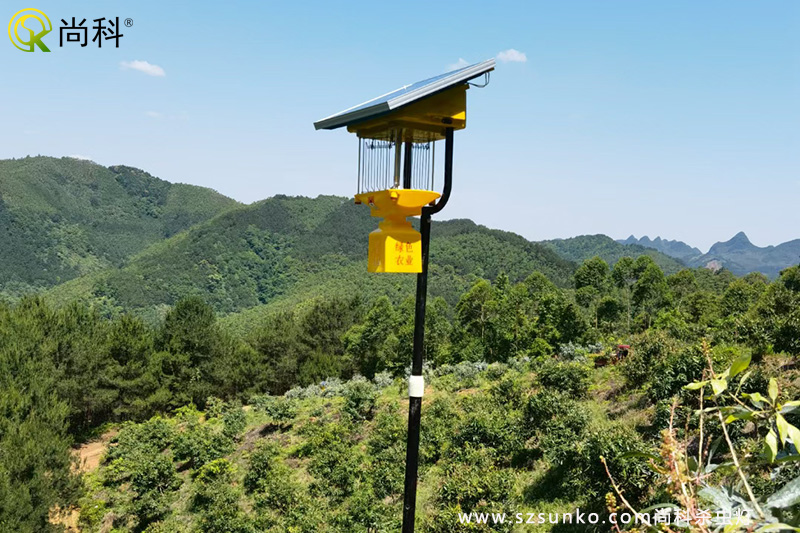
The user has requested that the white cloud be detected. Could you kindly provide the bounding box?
[68,155,93,161]
[496,49,527,63]
[446,58,470,71]
[145,111,162,118]
[120,60,166,77]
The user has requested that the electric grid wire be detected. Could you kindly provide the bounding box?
[358,136,435,194]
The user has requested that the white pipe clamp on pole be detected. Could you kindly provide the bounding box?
[408,375,425,398]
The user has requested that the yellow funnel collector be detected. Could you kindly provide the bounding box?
[355,189,441,273]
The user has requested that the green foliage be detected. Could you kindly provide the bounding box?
[342,377,378,421]
[193,459,254,533]
[244,441,281,493]
[524,390,590,464]
[0,157,237,295]
[251,395,298,424]
[545,234,685,275]
[173,413,235,470]
[538,360,592,397]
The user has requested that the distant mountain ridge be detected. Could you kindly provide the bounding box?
[7,156,790,324]
[620,232,800,278]
[543,234,686,275]
[0,156,239,295]
[619,235,702,263]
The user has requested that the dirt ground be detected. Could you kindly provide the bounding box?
[50,430,117,532]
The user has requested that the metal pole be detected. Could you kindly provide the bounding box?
[401,127,453,533]
[403,140,413,189]
[394,129,403,188]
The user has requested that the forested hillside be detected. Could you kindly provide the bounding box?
[544,234,685,274]
[3,252,800,532]
[0,157,238,297]
[2,158,800,533]
[47,196,576,324]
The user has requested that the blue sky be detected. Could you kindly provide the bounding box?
[2,0,798,251]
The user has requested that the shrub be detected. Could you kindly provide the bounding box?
[560,425,653,500]
[620,329,679,387]
[452,395,524,464]
[373,371,394,389]
[437,445,514,510]
[105,417,175,462]
[192,459,254,533]
[420,396,458,465]
[529,337,553,359]
[304,425,364,501]
[342,377,377,421]
[524,389,589,462]
[537,360,591,397]
[173,419,234,470]
[648,345,707,402]
[558,342,589,362]
[367,412,406,499]
[485,362,509,380]
[489,377,523,409]
[222,403,247,439]
[244,440,280,493]
[251,395,298,424]
[126,452,181,528]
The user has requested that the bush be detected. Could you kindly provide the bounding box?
[373,371,394,389]
[437,445,514,511]
[303,425,363,501]
[173,419,234,470]
[523,389,589,462]
[568,425,654,501]
[538,360,591,397]
[648,345,706,402]
[367,412,406,499]
[558,342,589,362]
[452,395,524,464]
[106,417,175,462]
[620,329,679,387]
[251,395,298,424]
[489,377,523,409]
[342,377,377,421]
[124,451,181,528]
[192,459,254,533]
[420,397,458,466]
[222,403,247,439]
[244,440,280,493]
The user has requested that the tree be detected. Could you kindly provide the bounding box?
[633,262,670,329]
[344,296,396,377]
[0,300,79,532]
[157,297,220,407]
[667,269,698,312]
[574,256,610,292]
[612,256,637,333]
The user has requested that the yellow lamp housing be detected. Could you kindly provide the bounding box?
[355,189,441,273]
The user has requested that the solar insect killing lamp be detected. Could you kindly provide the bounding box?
[314,59,494,533]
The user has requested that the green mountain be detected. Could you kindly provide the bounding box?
[619,235,702,263]
[48,196,577,323]
[695,231,800,278]
[620,232,800,277]
[4,158,710,324]
[0,156,238,296]
[543,234,686,274]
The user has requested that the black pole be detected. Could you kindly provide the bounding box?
[403,141,413,189]
[401,127,453,533]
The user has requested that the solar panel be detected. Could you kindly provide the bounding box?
[314,59,495,131]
